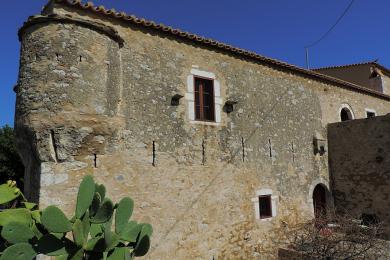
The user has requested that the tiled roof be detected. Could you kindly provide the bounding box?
[45,0,390,100]
[313,61,375,70]
[313,61,390,76]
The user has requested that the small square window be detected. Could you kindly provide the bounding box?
[366,111,376,118]
[259,195,272,219]
[194,77,215,122]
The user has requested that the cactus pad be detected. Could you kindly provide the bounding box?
[22,202,38,210]
[76,175,96,219]
[133,224,153,257]
[72,219,85,247]
[0,243,37,260]
[140,223,153,237]
[41,206,72,233]
[90,199,114,224]
[95,184,106,201]
[134,235,150,257]
[0,208,32,227]
[0,176,152,259]
[37,234,68,256]
[115,197,134,234]
[90,192,101,217]
[107,247,130,260]
[120,221,141,242]
[1,222,35,244]
[0,183,21,205]
[90,224,103,238]
[104,228,119,251]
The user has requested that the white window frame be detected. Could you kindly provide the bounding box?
[185,68,222,125]
[365,108,377,118]
[251,188,278,221]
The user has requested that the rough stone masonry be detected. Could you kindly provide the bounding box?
[328,115,390,237]
[14,0,390,259]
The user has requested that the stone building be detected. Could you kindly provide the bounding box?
[328,115,390,236]
[314,61,390,96]
[14,0,390,258]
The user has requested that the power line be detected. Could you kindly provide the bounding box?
[305,0,355,68]
[306,0,355,48]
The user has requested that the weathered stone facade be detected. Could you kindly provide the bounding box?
[14,1,390,259]
[328,115,390,236]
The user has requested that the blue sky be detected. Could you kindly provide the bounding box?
[1,0,390,127]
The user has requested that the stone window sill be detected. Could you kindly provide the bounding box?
[189,120,220,126]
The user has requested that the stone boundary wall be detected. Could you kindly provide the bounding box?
[328,114,390,235]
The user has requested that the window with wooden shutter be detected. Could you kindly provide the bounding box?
[194,77,215,121]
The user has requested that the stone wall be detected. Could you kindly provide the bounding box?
[315,64,380,92]
[382,74,390,97]
[14,2,390,259]
[328,115,390,235]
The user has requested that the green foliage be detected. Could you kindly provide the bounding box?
[0,175,152,260]
[75,175,95,219]
[107,247,130,260]
[91,199,114,224]
[0,125,24,189]
[95,184,106,201]
[0,243,37,260]
[133,235,150,257]
[37,234,70,256]
[0,182,21,204]
[120,222,142,243]
[1,222,35,244]
[90,193,101,216]
[0,208,32,226]
[115,198,134,234]
[72,219,85,247]
[41,206,72,233]
[134,224,153,257]
[22,202,37,211]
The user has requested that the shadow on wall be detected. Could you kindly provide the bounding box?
[327,113,390,236]
[14,125,41,203]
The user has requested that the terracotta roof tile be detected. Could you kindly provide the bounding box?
[49,0,390,100]
[312,61,376,71]
[313,61,390,76]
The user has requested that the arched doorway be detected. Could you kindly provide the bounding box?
[339,104,355,122]
[340,107,353,121]
[313,184,327,219]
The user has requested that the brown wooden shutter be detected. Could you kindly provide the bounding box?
[194,78,202,120]
[194,77,215,121]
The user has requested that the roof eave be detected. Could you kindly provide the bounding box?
[46,0,390,101]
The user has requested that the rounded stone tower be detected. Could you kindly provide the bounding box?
[15,9,124,203]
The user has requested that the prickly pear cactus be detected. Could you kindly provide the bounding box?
[0,180,23,205]
[0,175,153,260]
